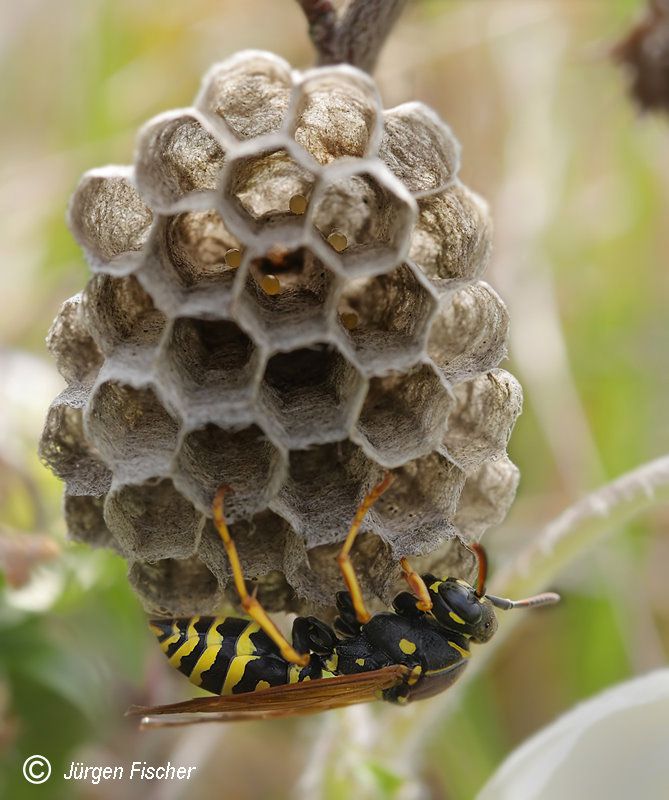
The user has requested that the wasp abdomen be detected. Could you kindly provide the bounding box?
[150,616,318,695]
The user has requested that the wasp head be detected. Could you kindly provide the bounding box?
[426,576,498,643]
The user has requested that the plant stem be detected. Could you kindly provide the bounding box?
[296,0,408,72]
[296,0,339,65]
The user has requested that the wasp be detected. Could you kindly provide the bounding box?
[129,474,559,726]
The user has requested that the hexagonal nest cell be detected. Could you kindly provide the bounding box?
[199,509,289,590]
[311,167,415,276]
[64,493,116,550]
[237,246,339,349]
[134,111,227,212]
[273,439,384,548]
[165,210,241,285]
[82,273,166,358]
[39,388,111,497]
[286,531,396,611]
[259,345,365,447]
[42,50,523,615]
[138,212,240,317]
[160,317,260,412]
[410,183,492,282]
[442,370,522,472]
[68,169,152,273]
[428,281,509,384]
[85,381,180,481]
[197,51,292,140]
[174,423,284,520]
[335,263,436,372]
[379,102,460,195]
[104,477,203,561]
[291,69,381,164]
[354,365,454,467]
[129,555,220,617]
[47,295,103,384]
[226,148,315,229]
[372,453,466,556]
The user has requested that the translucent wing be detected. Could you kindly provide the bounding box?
[127,665,410,728]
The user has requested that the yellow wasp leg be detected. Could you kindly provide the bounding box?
[213,486,309,667]
[336,472,395,625]
[399,557,433,613]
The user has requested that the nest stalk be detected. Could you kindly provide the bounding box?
[297,0,408,72]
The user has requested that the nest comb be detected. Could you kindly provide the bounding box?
[40,51,522,616]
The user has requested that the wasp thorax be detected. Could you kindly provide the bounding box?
[40,49,523,617]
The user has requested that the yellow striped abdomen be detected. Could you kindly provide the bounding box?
[150,616,310,695]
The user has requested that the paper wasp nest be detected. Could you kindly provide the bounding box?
[40,51,521,616]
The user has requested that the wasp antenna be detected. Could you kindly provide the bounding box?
[469,542,488,598]
[487,592,560,611]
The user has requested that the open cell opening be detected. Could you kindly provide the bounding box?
[226,148,315,226]
[163,317,258,405]
[291,71,381,164]
[197,52,292,140]
[83,274,166,356]
[312,169,414,276]
[47,295,103,384]
[134,111,226,211]
[372,454,466,556]
[165,209,241,286]
[40,395,112,496]
[139,213,240,317]
[272,439,383,547]
[104,477,202,561]
[336,263,436,372]
[69,169,152,272]
[174,423,284,519]
[64,493,116,550]
[260,345,364,447]
[129,555,220,616]
[355,365,454,467]
[237,246,338,348]
[86,381,179,479]
[199,509,290,591]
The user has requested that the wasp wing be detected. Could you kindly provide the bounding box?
[128,664,409,727]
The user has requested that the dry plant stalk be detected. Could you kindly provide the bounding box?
[614,0,669,113]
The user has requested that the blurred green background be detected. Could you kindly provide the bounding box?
[1,0,668,798]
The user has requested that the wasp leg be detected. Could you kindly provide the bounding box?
[334,591,363,638]
[399,557,433,613]
[213,486,309,666]
[336,472,394,625]
[292,616,337,657]
[392,591,426,619]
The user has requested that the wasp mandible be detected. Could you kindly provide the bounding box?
[129,473,559,726]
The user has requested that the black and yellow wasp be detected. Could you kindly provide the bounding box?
[129,474,558,726]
